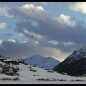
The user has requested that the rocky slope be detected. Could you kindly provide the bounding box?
[53,48,86,76]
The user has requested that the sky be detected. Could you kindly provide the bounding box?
[0,2,86,61]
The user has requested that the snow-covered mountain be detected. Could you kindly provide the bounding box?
[67,48,86,62]
[53,48,86,76]
[21,55,59,70]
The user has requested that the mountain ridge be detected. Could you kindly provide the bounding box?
[21,55,59,70]
[53,48,86,76]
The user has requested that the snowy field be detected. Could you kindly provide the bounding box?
[0,63,86,84]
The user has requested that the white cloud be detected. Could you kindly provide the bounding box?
[22,29,44,40]
[0,40,3,45]
[19,33,25,36]
[8,39,16,43]
[70,2,86,14]
[21,4,45,12]
[48,40,59,45]
[0,23,7,29]
[57,14,76,27]
[35,41,39,45]
[21,40,27,43]
[63,41,75,46]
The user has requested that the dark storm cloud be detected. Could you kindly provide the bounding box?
[0,40,67,61]
[8,4,86,52]
[0,41,32,58]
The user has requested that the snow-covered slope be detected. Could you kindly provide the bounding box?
[0,63,86,84]
[67,48,86,62]
[22,55,59,70]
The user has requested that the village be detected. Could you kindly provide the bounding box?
[0,54,20,76]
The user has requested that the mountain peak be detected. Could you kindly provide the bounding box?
[67,48,86,62]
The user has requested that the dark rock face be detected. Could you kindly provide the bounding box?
[53,48,86,76]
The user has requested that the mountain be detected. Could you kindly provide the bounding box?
[21,55,59,70]
[53,48,86,76]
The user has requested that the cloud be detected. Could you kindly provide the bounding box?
[8,4,86,54]
[21,29,44,40]
[0,41,31,58]
[8,39,16,43]
[48,40,59,45]
[0,40,68,61]
[21,4,45,12]
[12,4,86,45]
[33,2,74,6]
[0,40,3,45]
[0,3,86,61]
[70,2,86,14]
[0,23,7,29]
[0,6,13,18]
[33,46,69,61]
[63,41,75,47]
[57,14,76,27]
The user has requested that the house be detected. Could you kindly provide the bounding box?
[30,68,37,72]
[47,70,54,73]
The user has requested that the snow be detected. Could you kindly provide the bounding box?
[22,55,59,70]
[0,63,85,84]
[0,56,86,84]
[66,48,86,63]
